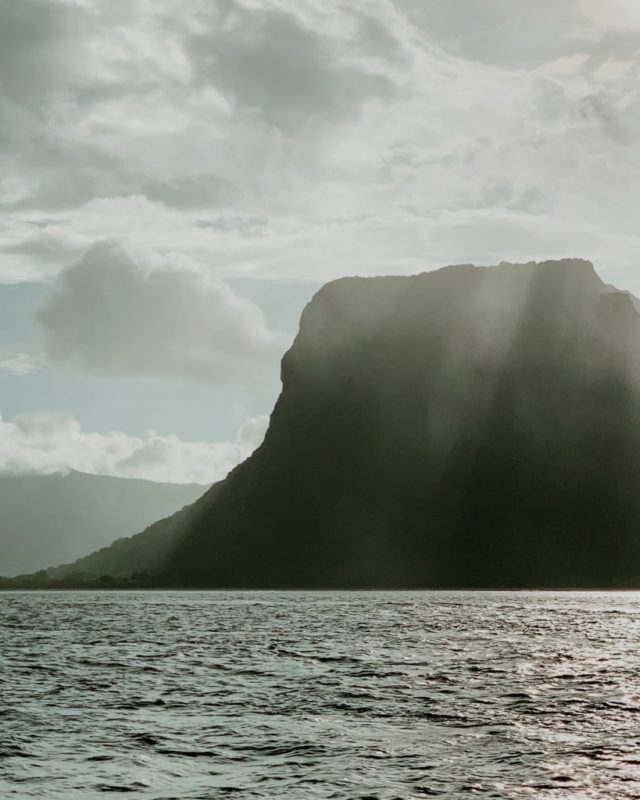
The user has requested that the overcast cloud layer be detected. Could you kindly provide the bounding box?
[1,0,639,481]
[2,0,640,287]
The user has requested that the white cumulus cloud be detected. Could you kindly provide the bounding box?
[38,241,287,383]
[0,411,269,485]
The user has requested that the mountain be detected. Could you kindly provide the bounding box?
[8,258,640,589]
[0,471,203,577]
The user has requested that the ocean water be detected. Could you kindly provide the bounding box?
[2,591,640,799]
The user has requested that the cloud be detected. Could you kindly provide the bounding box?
[578,92,636,145]
[0,0,401,214]
[0,0,640,296]
[38,241,286,383]
[189,3,396,132]
[577,0,640,34]
[0,353,41,375]
[0,410,269,484]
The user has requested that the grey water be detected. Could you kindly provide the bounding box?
[2,592,640,799]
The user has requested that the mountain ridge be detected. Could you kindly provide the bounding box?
[0,470,204,578]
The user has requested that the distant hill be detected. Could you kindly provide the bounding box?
[0,471,203,577]
[8,259,640,589]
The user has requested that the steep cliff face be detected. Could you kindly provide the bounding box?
[157,259,640,587]
[19,259,640,589]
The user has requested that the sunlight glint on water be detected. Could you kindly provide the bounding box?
[1,591,640,799]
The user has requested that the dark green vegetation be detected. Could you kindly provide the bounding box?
[6,259,640,589]
[0,471,202,578]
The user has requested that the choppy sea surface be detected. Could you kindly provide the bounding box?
[2,591,640,799]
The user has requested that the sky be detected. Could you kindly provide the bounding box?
[1,0,640,484]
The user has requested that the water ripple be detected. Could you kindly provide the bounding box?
[2,590,640,798]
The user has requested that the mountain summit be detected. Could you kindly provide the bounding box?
[10,259,640,588]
